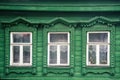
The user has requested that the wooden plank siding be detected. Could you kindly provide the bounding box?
[0,1,120,79]
[0,16,120,80]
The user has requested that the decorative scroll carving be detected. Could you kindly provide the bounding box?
[43,67,74,76]
[43,19,75,76]
[2,16,119,29]
[5,67,36,75]
[81,16,115,76]
[82,67,115,76]
[2,17,39,28]
[3,17,37,75]
[43,18,78,29]
[81,16,115,27]
[47,18,70,26]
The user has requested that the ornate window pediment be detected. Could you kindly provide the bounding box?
[81,16,115,27]
[3,17,37,74]
[81,16,115,76]
[43,18,77,28]
[48,18,70,26]
[2,17,38,28]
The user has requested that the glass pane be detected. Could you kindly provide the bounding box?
[89,33,108,42]
[49,46,57,64]
[60,46,68,64]
[23,46,30,63]
[88,45,96,64]
[100,45,108,64]
[50,33,68,42]
[13,33,30,43]
[13,46,20,63]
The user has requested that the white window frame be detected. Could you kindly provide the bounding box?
[10,32,32,66]
[86,31,110,66]
[48,32,70,66]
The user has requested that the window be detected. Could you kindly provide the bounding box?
[87,31,110,66]
[48,32,70,66]
[10,32,32,66]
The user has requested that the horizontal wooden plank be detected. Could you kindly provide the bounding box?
[0,4,120,12]
[75,36,81,41]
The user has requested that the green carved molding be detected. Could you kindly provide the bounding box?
[82,67,115,76]
[43,67,74,76]
[1,16,120,28]
[5,67,36,74]
[80,16,116,27]
[42,17,77,28]
[43,20,75,76]
[3,18,37,74]
[2,17,39,28]
[81,17,115,76]
[1,16,118,76]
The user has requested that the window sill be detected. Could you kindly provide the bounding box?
[43,66,74,76]
[86,65,110,67]
[48,65,70,67]
[10,64,32,67]
[5,66,36,74]
[82,66,115,76]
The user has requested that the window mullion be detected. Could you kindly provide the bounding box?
[57,45,60,65]
[20,45,23,65]
[96,45,99,65]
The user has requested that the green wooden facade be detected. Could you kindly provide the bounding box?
[0,0,120,80]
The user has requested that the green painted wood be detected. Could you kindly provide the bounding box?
[0,16,120,79]
[4,21,37,75]
[0,4,120,11]
[0,0,120,80]
[80,18,117,77]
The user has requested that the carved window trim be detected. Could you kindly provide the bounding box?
[82,24,115,75]
[43,23,75,76]
[3,21,37,74]
[86,31,110,66]
[10,32,32,66]
[48,32,70,66]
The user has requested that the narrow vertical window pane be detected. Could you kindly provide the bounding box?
[100,45,108,64]
[88,45,96,64]
[13,46,20,63]
[89,33,108,42]
[49,46,57,64]
[23,46,30,63]
[13,33,30,43]
[50,34,68,42]
[60,46,68,64]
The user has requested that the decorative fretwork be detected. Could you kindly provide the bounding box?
[2,17,39,28]
[2,16,118,76]
[82,67,115,76]
[43,67,74,76]
[81,16,115,76]
[43,20,75,76]
[2,17,37,74]
[80,16,115,27]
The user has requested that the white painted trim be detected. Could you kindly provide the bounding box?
[10,32,32,66]
[96,45,99,65]
[48,32,70,66]
[10,32,32,44]
[48,32,70,43]
[86,31,110,66]
[57,45,60,65]
[87,31,110,43]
